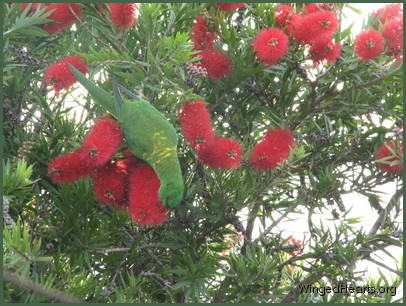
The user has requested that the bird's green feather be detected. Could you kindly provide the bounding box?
[70,66,184,207]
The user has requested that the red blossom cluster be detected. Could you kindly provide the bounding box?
[44,55,88,93]
[373,3,403,25]
[271,3,341,66]
[287,237,303,256]
[180,101,295,171]
[253,28,289,66]
[19,3,80,34]
[48,118,168,226]
[304,3,335,15]
[215,3,246,11]
[249,127,296,171]
[375,141,403,175]
[128,164,168,226]
[179,100,242,169]
[20,3,83,33]
[354,4,403,62]
[190,16,232,79]
[19,3,139,33]
[107,3,138,29]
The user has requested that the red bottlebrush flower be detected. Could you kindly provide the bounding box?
[373,3,403,24]
[197,136,243,169]
[304,3,334,15]
[196,50,232,79]
[293,11,338,44]
[116,157,140,174]
[288,237,303,255]
[216,3,246,11]
[48,151,93,184]
[286,13,302,37]
[44,55,88,93]
[128,165,168,226]
[253,28,289,66]
[309,40,341,64]
[43,3,81,34]
[354,29,384,61]
[275,4,292,28]
[79,118,123,168]
[119,149,143,169]
[375,141,403,175]
[382,19,403,55]
[179,100,214,149]
[191,16,216,50]
[92,162,128,207]
[249,127,295,171]
[108,3,138,29]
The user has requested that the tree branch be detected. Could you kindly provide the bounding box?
[4,270,85,303]
[280,271,324,303]
[368,189,403,237]
[365,257,403,277]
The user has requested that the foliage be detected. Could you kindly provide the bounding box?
[3,2,403,303]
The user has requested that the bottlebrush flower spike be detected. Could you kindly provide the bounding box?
[216,3,246,11]
[309,40,341,64]
[92,162,128,207]
[128,165,168,226]
[275,4,292,28]
[118,149,143,173]
[191,16,216,50]
[197,136,243,169]
[373,3,403,25]
[108,3,138,29]
[287,237,303,255]
[293,11,338,44]
[43,3,81,34]
[304,3,335,15]
[249,127,295,171]
[285,13,302,37]
[253,28,289,66]
[195,50,232,79]
[382,19,403,55]
[79,118,123,168]
[48,151,93,184]
[354,29,384,61]
[375,141,403,175]
[44,55,88,93]
[179,100,214,149]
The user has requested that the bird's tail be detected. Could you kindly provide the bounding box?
[69,65,117,117]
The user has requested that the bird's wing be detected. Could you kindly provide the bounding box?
[119,100,178,161]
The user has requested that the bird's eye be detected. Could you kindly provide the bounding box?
[167,195,173,201]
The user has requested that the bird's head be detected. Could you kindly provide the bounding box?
[159,181,184,208]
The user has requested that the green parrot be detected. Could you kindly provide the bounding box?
[69,65,184,208]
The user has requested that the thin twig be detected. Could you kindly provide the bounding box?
[254,201,301,244]
[69,5,111,49]
[365,257,403,277]
[95,247,130,254]
[280,271,324,303]
[4,270,84,303]
[368,189,402,237]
